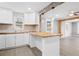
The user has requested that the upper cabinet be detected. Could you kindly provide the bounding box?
[0,8,13,24]
[24,12,39,25]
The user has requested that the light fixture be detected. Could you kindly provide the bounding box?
[68,11,74,16]
[28,8,31,10]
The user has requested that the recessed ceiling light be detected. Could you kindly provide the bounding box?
[70,11,74,13]
[28,8,31,10]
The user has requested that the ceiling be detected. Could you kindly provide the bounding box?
[0,2,51,13]
[43,2,79,19]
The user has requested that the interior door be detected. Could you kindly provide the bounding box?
[65,22,72,37]
[72,22,77,35]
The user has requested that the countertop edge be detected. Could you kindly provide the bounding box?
[30,32,62,38]
[0,31,35,35]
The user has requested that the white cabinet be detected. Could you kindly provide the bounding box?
[0,33,30,49]
[0,8,13,24]
[24,13,39,24]
[30,34,60,56]
[16,34,25,46]
[0,35,5,49]
[16,33,30,46]
[16,33,29,46]
[24,33,29,45]
[6,34,16,48]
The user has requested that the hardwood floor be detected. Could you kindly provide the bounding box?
[0,36,79,56]
[0,45,42,56]
[60,36,79,56]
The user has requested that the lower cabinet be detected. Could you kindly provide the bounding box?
[16,34,25,46]
[24,33,29,45]
[16,33,29,46]
[0,33,30,49]
[6,34,16,48]
[0,35,5,49]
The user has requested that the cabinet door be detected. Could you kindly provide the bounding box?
[35,13,39,24]
[28,13,35,24]
[24,13,35,24]
[0,8,13,24]
[0,35,5,49]
[16,34,25,46]
[6,34,16,48]
[24,33,29,45]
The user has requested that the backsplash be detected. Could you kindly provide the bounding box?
[0,24,38,32]
[0,25,15,32]
[24,25,37,32]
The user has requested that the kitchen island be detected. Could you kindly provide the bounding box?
[29,32,61,56]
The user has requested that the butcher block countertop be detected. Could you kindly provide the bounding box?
[31,32,62,38]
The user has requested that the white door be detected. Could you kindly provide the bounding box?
[72,22,77,35]
[6,34,16,48]
[65,22,72,37]
[16,34,25,46]
[0,35,5,49]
